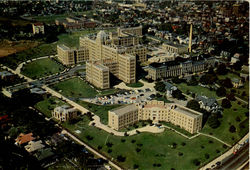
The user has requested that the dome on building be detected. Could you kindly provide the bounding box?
[96,30,108,43]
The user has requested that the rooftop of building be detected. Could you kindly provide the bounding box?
[109,104,138,116]
[15,133,35,145]
[196,95,217,107]
[173,105,202,118]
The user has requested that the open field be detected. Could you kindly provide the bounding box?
[21,58,65,79]
[175,83,218,99]
[201,101,249,145]
[63,116,228,170]
[51,77,98,99]
[0,28,115,69]
[34,96,67,117]
[0,40,40,58]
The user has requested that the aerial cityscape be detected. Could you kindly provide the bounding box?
[0,0,249,170]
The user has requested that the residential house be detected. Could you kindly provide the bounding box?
[196,95,220,113]
[15,133,35,145]
[24,140,45,153]
[164,81,177,97]
[232,78,243,88]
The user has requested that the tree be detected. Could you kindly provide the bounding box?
[226,93,236,101]
[221,99,231,108]
[205,153,210,159]
[133,164,139,169]
[229,125,236,133]
[216,63,227,75]
[186,100,200,111]
[172,89,185,100]
[192,159,201,166]
[187,76,198,86]
[154,82,165,92]
[208,116,220,128]
[220,78,233,88]
[172,77,183,84]
[117,155,126,162]
[216,87,226,97]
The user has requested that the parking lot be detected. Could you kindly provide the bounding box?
[81,88,156,105]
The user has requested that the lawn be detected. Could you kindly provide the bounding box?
[21,58,65,79]
[126,82,144,88]
[201,101,249,145]
[176,83,219,99]
[34,96,67,117]
[51,77,98,99]
[78,101,121,125]
[217,72,240,80]
[233,80,249,102]
[63,115,228,170]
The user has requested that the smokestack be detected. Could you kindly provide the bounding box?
[188,24,192,53]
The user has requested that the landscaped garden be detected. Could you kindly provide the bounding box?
[126,82,144,88]
[201,101,249,145]
[21,58,65,79]
[51,77,98,99]
[62,115,228,170]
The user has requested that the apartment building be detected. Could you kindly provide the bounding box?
[52,105,78,122]
[57,44,88,66]
[108,100,203,134]
[145,57,215,80]
[86,61,110,89]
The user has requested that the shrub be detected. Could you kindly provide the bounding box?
[131,139,136,143]
[86,135,93,141]
[205,153,210,159]
[121,139,126,143]
[108,149,112,153]
[216,149,220,153]
[223,144,228,149]
[97,145,102,150]
[106,142,113,147]
[201,145,205,149]
[229,125,236,133]
[235,116,241,122]
[117,155,126,162]
[136,148,141,153]
[178,152,183,156]
[133,164,139,169]
[181,142,186,146]
[209,140,213,144]
[192,159,201,166]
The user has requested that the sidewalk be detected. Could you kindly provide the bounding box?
[199,133,249,170]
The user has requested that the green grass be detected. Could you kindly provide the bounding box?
[0,28,115,69]
[57,29,97,48]
[126,82,144,88]
[217,73,240,80]
[98,89,121,97]
[78,101,121,125]
[48,158,76,170]
[21,58,64,79]
[63,115,228,170]
[161,122,194,137]
[51,77,98,98]
[155,96,172,103]
[34,96,67,117]
[201,101,249,145]
[176,83,219,99]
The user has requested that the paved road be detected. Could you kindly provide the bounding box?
[61,129,122,170]
[200,133,249,170]
[219,144,249,170]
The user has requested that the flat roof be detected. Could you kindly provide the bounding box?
[173,106,201,118]
[110,104,138,116]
